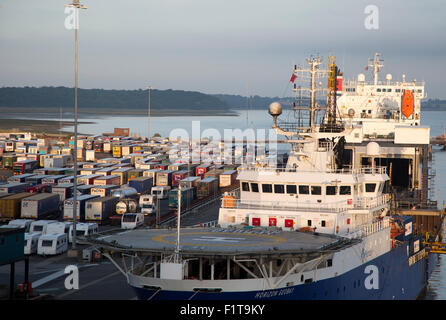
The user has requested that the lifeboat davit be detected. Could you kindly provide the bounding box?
[401,89,414,118]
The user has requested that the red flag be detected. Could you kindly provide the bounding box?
[290,74,297,83]
[365,66,368,71]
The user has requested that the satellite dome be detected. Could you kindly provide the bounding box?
[357,73,366,82]
[268,102,282,116]
[386,74,392,81]
[366,142,380,156]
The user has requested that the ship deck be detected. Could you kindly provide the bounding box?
[85,227,356,257]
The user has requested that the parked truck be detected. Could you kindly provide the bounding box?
[21,193,60,219]
[129,176,153,194]
[0,192,33,219]
[63,194,99,221]
[168,187,194,210]
[85,196,119,222]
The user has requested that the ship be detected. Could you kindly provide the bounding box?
[82,53,441,300]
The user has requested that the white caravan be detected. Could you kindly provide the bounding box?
[68,223,99,243]
[37,233,68,255]
[24,232,41,255]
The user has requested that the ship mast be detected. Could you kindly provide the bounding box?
[368,53,384,87]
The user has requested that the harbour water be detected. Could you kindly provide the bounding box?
[7,109,446,299]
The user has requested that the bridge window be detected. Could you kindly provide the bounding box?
[250,183,259,193]
[242,182,250,191]
[311,186,322,195]
[299,185,309,194]
[262,184,272,193]
[365,183,376,192]
[387,88,392,92]
[326,186,337,195]
[377,88,381,92]
[286,185,297,194]
[340,186,351,195]
[274,184,285,194]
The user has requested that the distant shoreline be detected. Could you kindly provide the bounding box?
[0,106,239,118]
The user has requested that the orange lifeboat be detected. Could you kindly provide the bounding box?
[401,90,414,118]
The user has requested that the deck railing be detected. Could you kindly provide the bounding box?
[222,194,389,213]
[240,165,387,175]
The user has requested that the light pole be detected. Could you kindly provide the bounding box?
[147,86,152,140]
[65,0,87,250]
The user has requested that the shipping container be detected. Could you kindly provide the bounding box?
[197,177,218,199]
[204,168,224,180]
[129,176,153,194]
[111,167,131,185]
[85,150,95,161]
[13,160,38,175]
[127,169,144,181]
[95,167,117,176]
[43,157,64,168]
[7,173,35,183]
[80,168,100,175]
[168,163,189,171]
[82,162,99,169]
[63,194,100,221]
[0,192,33,218]
[58,176,75,184]
[77,174,102,185]
[24,183,51,194]
[21,193,60,219]
[0,182,30,194]
[52,183,80,201]
[41,175,67,186]
[90,185,119,197]
[24,175,48,186]
[76,184,95,195]
[93,175,121,186]
[196,164,211,176]
[156,170,176,187]
[46,168,69,176]
[168,187,194,209]
[219,170,238,187]
[179,176,202,190]
[85,196,118,221]
[172,170,189,187]
[112,145,122,158]
[94,142,103,152]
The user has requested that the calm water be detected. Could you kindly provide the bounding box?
[9,109,446,299]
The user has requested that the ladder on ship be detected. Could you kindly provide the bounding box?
[423,204,446,254]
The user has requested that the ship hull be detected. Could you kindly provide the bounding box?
[130,246,438,300]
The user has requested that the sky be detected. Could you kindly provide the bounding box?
[0,0,445,98]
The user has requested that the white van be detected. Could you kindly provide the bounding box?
[29,220,57,234]
[24,232,41,255]
[8,219,34,232]
[68,223,99,243]
[37,233,68,256]
[140,195,157,215]
[46,222,72,235]
[151,186,171,199]
[121,213,145,229]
